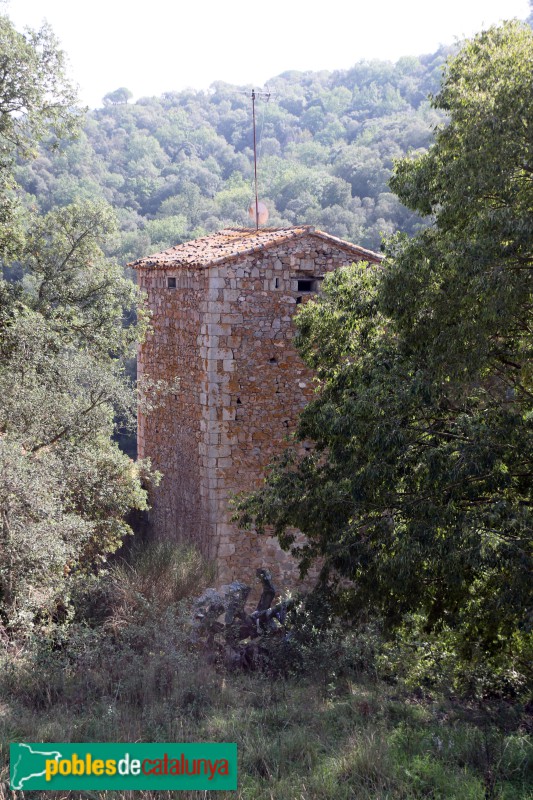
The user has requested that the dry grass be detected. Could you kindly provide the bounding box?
[108,540,215,625]
[0,542,531,799]
[1,673,531,800]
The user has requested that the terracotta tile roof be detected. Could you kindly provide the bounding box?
[129,226,382,269]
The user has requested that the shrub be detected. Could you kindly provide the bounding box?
[0,541,214,710]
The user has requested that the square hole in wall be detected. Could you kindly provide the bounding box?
[167,277,177,289]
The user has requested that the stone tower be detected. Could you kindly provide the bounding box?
[132,226,381,591]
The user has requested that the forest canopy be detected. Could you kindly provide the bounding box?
[12,44,453,263]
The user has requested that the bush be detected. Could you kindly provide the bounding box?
[0,541,214,709]
[262,592,382,685]
[261,590,532,701]
[378,614,533,700]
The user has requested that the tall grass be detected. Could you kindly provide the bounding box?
[0,542,531,799]
[107,540,215,627]
[1,675,531,799]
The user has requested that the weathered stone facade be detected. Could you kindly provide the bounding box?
[132,227,381,594]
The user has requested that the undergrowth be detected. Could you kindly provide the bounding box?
[0,542,531,799]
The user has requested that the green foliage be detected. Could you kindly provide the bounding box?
[22,200,144,356]
[0,271,150,628]
[0,16,79,152]
[13,46,453,257]
[0,14,152,632]
[237,22,533,675]
[0,542,213,709]
[0,437,92,624]
[264,595,382,687]
[0,201,152,627]
[103,87,133,106]
[378,614,532,700]
[0,14,80,260]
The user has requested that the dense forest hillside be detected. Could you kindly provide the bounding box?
[14,48,452,261]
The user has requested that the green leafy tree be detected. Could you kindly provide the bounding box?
[0,16,78,151]
[13,41,448,256]
[0,202,152,629]
[0,15,152,631]
[238,22,533,662]
[0,14,80,259]
[103,87,134,106]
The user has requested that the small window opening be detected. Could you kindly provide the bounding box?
[296,296,302,304]
[167,277,177,289]
[297,279,314,292]
[236,397,242,405]
[269,357,277,364]
[275,278,279,288]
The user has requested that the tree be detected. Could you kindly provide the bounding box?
[103,87,134,106]
[0,14,80,259]
[12,42,449,253]
[238,22,533,661]
[0,14,151,630]
[0,201,152,628]
[0,16,78,151]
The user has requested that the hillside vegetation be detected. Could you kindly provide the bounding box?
[14,49,451,261]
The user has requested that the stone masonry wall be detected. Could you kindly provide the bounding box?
[202,238,365,595]
[137,267,212,554]
[138,235,371,597]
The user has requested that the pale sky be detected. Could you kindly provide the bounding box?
[7,0,530,109]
